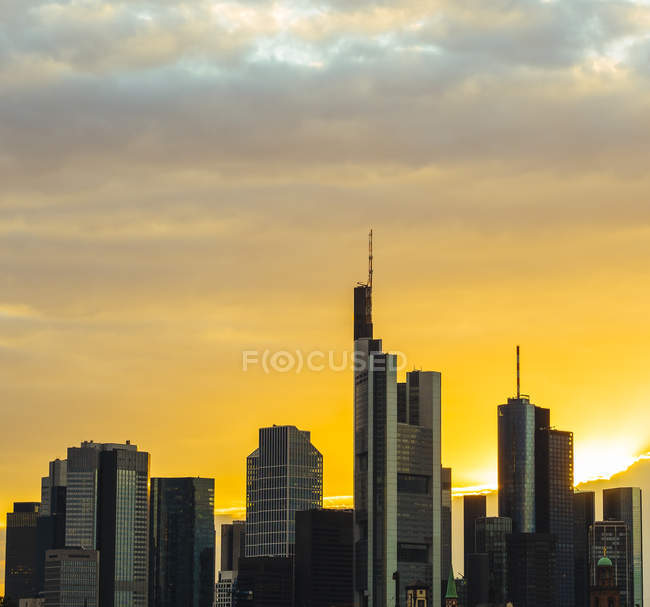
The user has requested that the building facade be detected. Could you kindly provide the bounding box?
[463,495,487,575]
[216,570,234,607]
[590,521,631,607]
[236,557,294,607]
[5,502,40,601]
[441,467,452,596]
[575,491,596,607]
[149,477,215,607]
[603,488,643,607]
[43,549,99,607]
[353,267,442,607]
[507,532,555,607]
[245,425,323,558]
[474,516,512,605]
[294,509,353,607]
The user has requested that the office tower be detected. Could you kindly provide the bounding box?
[536,425,575,607]
[497,349,535,534]
[216,570,234,607]
[149,478,215,607]
[246,425,323,558]
[294,509,353,607]
[236,557,294,607]
[590,521,630,606]
[441,467,452,595]
[221,521,246,572]
[507,532,555,607]
[574,491,595,607]
[4,502,40,601]
[64,441,149,607]
[37,459,67,592]
[43,549,99,607]
[474,516,511,605]
[353,235,442,607]
[463,495,487,574]
[590,554,622,607]
[603,488,644,607]
[466,553,489,607]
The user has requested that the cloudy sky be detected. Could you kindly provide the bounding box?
[2,0,650,592]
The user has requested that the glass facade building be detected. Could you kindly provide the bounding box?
[463,495,486,575]
[43,549,99,607]
[441,467,452,595]
[474,516,512,605]
[5,502,40,601]
[353,279,442,607]
[245,425,323,558]
[149,477,215,607]
[603,488,644,607]
[589,521,630,607]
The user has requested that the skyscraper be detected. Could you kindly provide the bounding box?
[603,488,644,607]
[294,509,353,607]
[221,520,246,573]
[245,425,323,558]
[37,459,67,593]
[43,549,99,607]
[507,532,555,607]
[353,235,442,607]
[574,491,595,607]
[463,495,487,574]
[64,440,149,607]
[474,516,512,605]
[5,502,40,601]
[441,467,452,595]
[589,521,630,606]
[149,477,215,607]
[536,426,575,607]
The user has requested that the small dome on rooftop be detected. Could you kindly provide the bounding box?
[598,556,613,568]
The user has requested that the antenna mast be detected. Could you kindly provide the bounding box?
[368,229,373,288]
[516,345,521,399]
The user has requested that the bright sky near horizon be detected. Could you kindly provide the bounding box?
[3,2,650,590]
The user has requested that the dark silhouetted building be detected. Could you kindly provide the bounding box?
[221,520,246,572]
[236,557,293,607]
[536,423,575,607]
[37,459,67,593]
[442,467,452,594]
[246,425,323,558]
[590,521,630,607]
[466,553,489,607]
[5,502,40,601]
[149,477,215,607]
[574,491,595,607]
[475,516,511,605]
[353,247,442,607]
[603,488,643,607]
[43,549,99,607]
[295,509,353,607]
[463,495,487,574]
[445,571,459,607]
[590,554,621,607]
[507,532,555,607]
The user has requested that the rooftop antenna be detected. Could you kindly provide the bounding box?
[516,345,521,399]
[368,229,373,288]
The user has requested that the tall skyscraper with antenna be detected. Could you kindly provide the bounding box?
[353,232,442,607]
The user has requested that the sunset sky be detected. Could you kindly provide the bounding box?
[2,0,650,592]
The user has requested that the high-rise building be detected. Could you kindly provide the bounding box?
[574,491,595,607]
[245,425,323,558]
[64,441,149,607]
[37,459,67,593]
[589,521,630,607]
[236,556,294,607]
[353,237,442,607]
[216,570,234,607]
[294,509,353,607]
[463,495,487,574]
[603,488,644,607]
[507,532,555,607]
[5,502,40,601]
[221,521,246,572]
[43,549,99,607]
[441,467,452,595]
[536,425,575,607]
[149,477,215,607]
[466,553,489,607]
[474,516,511,605]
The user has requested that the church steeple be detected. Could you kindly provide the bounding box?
[445,569,458,607]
